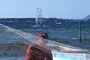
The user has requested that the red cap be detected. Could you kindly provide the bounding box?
[38,32,48,39]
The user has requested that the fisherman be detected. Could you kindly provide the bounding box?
[26,32,53,60]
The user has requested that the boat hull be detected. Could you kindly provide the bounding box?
[52,52,86,60]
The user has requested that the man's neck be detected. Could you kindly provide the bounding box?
[37,43,46,47]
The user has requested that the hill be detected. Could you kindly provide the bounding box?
[84,15,90,19]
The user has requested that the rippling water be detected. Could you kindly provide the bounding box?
[0,21,90,45]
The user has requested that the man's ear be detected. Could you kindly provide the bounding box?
[42,33,48,39]
[41,34,45,38]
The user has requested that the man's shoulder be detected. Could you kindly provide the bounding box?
[28,44,39,48]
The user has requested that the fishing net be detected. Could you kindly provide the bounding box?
[0,23,88,60]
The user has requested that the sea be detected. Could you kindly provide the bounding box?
[0,21,90,60]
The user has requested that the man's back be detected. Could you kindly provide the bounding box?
[26,44,53,60]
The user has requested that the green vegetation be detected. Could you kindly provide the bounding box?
[0,42,28,56]
[0,42,28,50]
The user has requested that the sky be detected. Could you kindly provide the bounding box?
[0,0,90,19]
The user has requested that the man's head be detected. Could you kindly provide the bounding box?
[38,32,48,45]
[38,32,48,39]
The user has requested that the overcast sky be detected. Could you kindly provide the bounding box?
[0,0,90,19]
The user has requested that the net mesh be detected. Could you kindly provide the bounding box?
[0,23,88,60]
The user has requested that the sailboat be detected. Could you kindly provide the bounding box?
[34,8,45,27]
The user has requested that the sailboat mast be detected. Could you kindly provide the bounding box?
[35,8,43,25]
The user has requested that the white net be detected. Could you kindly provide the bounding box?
[0,24,88,60]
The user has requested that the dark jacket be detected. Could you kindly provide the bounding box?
[26,44,53,60]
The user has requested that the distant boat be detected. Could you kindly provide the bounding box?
[8,21,13,22]
[56,22,62,24]
[34,8,45,27]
